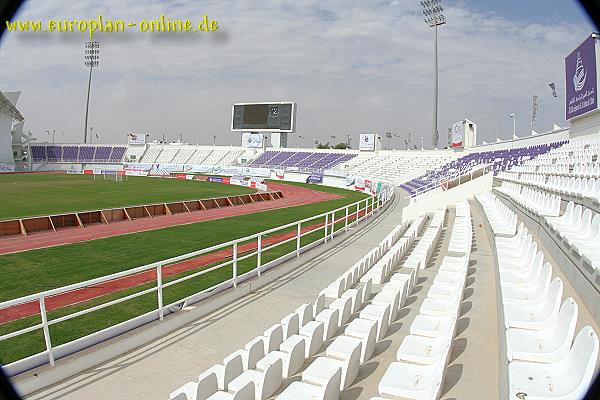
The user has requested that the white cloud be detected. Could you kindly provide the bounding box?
[0,0,593,147]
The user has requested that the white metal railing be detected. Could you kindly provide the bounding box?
[0,185,394,368]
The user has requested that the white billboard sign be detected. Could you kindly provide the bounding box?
[450,121,465,148]
[127,133,146,145]
[244,133,264,148]
[359,133,375,151]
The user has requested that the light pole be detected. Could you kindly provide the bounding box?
[83,41,100,144]
[548,82,558,128]
[509,113,516,140]
[421,0,445,150]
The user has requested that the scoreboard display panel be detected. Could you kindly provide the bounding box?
[232,102,295,132]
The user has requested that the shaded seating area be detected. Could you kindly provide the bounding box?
[30,144,127,163]
[248,151,356,172]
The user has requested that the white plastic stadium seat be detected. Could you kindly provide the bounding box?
[377,358,446,400]
[508,326,599,400]
[396,332,453,366]
[275,365,341,400]
[359,303,391,341]
[228,355,282,400]
[506,298,578,363]
[503,278,563,330]
[260,335,306,378]
[344,317,378,363]
[301,336,361,390]
[170,370,255,400]
[206,351,244,391]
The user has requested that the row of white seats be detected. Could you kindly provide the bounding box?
[403,208,446,270]
[169,218,416,400]
[474,193,519,235]
[492,222,600,399]
[478,198,600,399]
[374,254,470,400]
[543,176,600,201]
[277,217,435,398]
[570,162,600,178]
[495,182,561,217]
[508,164,572,176]
[528,147,598,166]
[402,214,428,241]
[546,202,600,271]
[372,205,471,400]
[494,177,600,273]
[447,201,473,254]
[516,174,600,201]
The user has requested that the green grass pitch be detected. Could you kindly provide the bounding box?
[0,173,255,220]
[0,181,373,364]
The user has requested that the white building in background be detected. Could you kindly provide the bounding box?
[0,91,25,172]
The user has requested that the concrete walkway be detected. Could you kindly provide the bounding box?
[25,192,408,400]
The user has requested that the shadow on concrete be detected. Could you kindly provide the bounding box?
[440,363,464,397]
[456,317,470,336]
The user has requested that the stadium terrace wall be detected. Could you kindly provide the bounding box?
[569,109,600,138]
[468,128,570,152]
[30,163,124,173]
[401,172,493,222]
[0,191,284,238]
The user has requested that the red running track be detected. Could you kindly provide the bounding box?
[0,210,368,324]
[0,182,359,323]
[0,182,340,255]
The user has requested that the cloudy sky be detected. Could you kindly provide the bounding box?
[0,0,595,148]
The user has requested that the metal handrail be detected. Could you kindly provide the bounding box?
[0,184,394,367]
[404,163,492,200]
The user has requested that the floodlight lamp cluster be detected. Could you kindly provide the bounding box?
[84,41,100,67]
[420,0,445,27]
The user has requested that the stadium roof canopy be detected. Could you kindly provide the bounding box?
[0,91,24,122]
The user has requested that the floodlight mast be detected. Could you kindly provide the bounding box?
[420,0,445,149]
[83,41,100,144]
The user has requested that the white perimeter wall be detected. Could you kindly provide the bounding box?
[569,109,600,138]
[401,172,493,222]
[466,129,570,153]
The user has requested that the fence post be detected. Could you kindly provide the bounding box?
[345,206,349,231]
[157,264,164,321]
[356,202,360,225]
[324,213,329,243]
[330,212,335,239]
[256,235,262,277]
[296,221,301,257]
[39,296,55,366]
[232,241,238,288]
